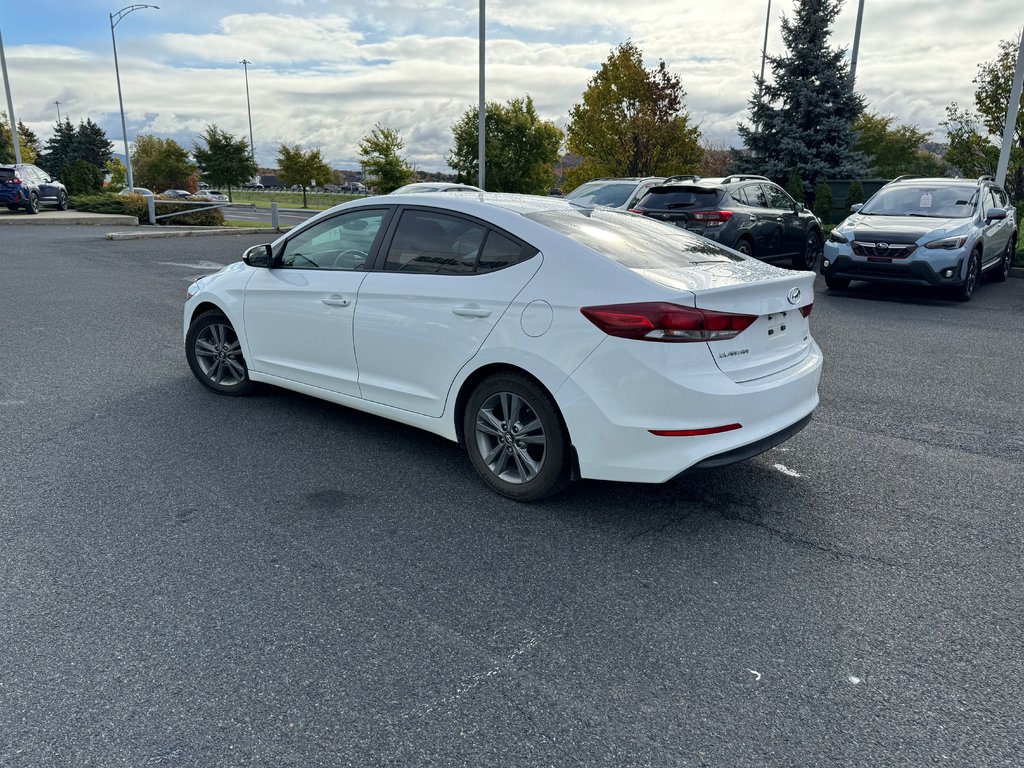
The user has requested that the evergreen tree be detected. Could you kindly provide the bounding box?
[193,124,258,200]
[448,97,562,194]
[37,118,78,177]
[73,118,113,169]
[736,0,867,182]
[844,179,866,212]
[813,180,834,223]
[785,168,806,204]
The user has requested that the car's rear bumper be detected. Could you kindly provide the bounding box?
[555,338,822,483]
[0,187,28,204]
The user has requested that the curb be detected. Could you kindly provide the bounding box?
[105,227,279,240]
[0,214,139,226]
[1011,266,1024,279]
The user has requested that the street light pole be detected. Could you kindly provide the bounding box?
[240,59,255,163]
[55,100,61,122]
[478,0,485,191]
[0,22,22,164]
[996,27,1024,189]
[757,0,772,109]
[850,0,866,84]
[110,4,158,191]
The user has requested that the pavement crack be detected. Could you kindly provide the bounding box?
[721,510,907,570]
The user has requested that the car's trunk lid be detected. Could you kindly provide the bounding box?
[633,260,815,383]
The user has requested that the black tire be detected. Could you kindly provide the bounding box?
[735,237,755,258]
[990,234,1015,283]
[952,250,981,302]
[26,192,39,215]
[185,312,254,396]
[463,372,570,502]
[793,229,821,271]
[56,191,69,211]
[825,275,851,290]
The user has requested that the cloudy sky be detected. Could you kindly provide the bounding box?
[1,0,1020,171]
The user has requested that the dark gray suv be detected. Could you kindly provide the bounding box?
[630,175,823,270]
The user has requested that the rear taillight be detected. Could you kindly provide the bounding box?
[5,177,22,185]
[580,302,757,342]
[690,210,733,226]
[627,208,644,214]
[799,303,813,318]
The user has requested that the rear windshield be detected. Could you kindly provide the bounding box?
[860,184,979,218]
[0,168,17,181]
[635,187,721,210]
[526,208,743,268]
[563,181,636,208]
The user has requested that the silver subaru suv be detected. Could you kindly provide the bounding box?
[822,175,1018,301]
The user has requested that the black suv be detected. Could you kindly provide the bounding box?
[630,174,823,270]
[0,163,69,214]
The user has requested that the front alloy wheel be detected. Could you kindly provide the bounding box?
[953,251,981,302]
[185,313,254,395]
[465,373,569,501]
[794,229,821,271]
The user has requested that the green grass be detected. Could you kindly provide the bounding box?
[222,219,274,229]
[228,191,362,210]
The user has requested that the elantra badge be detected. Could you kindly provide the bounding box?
[787,287,801,305]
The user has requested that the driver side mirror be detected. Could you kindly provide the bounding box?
[985,207,1007,222]
[243,243,272,268]
[850,203,864,213]
[794,202,805,213]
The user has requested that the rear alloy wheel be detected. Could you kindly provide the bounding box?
[26,192,39,215]
[464,373,569,502]
[735,238,754,258]
[825,275,850,290]
[991,235,1016,283]
[185,312,254,395]
[953,250,981,302]
[56,191,69,211]
[794,229,821,271]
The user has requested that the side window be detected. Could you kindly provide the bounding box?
[279,209,386,270]
[750,185,771,208]
[477,231,538,273]
[19,167,37,183]
[765,184,795,209]
[31,166,48,181]
[730,186,752,206]
[384,210,487,275]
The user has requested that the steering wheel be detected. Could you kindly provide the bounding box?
[288,253,320,268]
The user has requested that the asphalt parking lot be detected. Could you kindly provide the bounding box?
[1,225,1022,767]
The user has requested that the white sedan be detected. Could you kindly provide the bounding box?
[184,194,822,500]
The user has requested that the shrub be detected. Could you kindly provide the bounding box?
[845,179,866,212]
[785,168,805,206]
[62,160,104,196]
[70,191,225,226]
[814,180,834,223]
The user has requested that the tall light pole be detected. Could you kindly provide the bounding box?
[478,0,485,190]
[849,0,866,84]
[757,0,772,110]
[240,59,255,163]
[110,4,158,191]
[996,27,1024,188]
[55,100,61,122]
[0,21,22,164]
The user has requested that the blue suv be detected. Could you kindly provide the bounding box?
[823,175,1018,301]
[1,163,69,215]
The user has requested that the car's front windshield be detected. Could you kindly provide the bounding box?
[860,185,978,218]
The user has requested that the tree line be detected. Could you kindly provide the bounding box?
[8,3,1022,211]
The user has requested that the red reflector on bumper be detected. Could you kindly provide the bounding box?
[649,423,742,437]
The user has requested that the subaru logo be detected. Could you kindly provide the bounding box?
[787,287,801,305]
[876,242,890,250]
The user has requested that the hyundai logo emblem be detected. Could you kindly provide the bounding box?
[787,287,801,305]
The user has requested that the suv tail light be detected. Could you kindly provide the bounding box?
[799,303,813,318]
[580,302,756,342]
[4,177,22,185]
[627,208,644,214]
[690,210,733,226]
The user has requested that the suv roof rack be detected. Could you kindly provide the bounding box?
[662,174,701,184]
[976,175,994,184]
[889,175,924,184]
[719,174,768,184]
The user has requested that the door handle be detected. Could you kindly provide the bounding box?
[321,295,351,307]
[451,305,492,318]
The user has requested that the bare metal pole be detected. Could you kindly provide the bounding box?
[757,0,771,107]
[478,0,485,190]
[850,0,866,83]
[55,100,61,122]
[110,4,158,191]
[240,58,255,162]
[996,27,1024,188]
[0,22,22,164]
